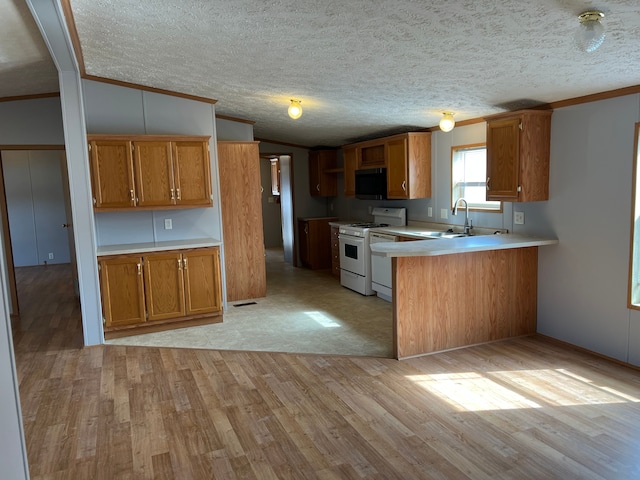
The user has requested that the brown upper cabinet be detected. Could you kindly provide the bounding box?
[342,131,432,200]
[88,134,212,211]
[485,110,552,202]
[359,143,385,168]
[309,149,337,196]
[386,133,431,199]
[343,146,357,197]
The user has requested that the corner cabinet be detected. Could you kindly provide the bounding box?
[342,131,432,200]
[88,134,212,211]
[485,110,552,202]
[343,146,357,197]
[99,246,223,338]
[298,217,337,269]
[309,149,338,196]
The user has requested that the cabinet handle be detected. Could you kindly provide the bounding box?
[137,263,142,275]
[486,177,491,191]
[183,258,188,270]
[304,225,308,235]
[130,189,135,203]
[170,188,175,201]
[401,180,406,191]
[176,188,181,200]
[517,185,522,192]
[316,184,320,192]
[177,258,182,270]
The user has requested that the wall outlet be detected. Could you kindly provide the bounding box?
[164,218,173,230]
[428,207,433,217]
[48,252,54,260]
[440,208,448,219]
[514,211,525,225]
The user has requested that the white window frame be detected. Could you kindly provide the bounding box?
[451,143,501,212]
[628,123,640,308]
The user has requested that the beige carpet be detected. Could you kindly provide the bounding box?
[107,248,394,357]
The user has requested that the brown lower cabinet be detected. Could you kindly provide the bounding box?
[99,246,223,338]
[298,217,337,270]
[331,226,340,279]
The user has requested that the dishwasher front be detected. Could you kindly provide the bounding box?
[369,232,397,302]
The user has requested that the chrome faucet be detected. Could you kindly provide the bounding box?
[452,197,473,235]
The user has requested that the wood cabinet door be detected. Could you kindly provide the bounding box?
[144,252,186,321]
[307,219,333,269]
[486,117,521,201]
[217,141,267,301]
[183,247,222,315]
[309,150,337,196]
[298,219,310,267]
[134,141,175,207]
[172,141,212,206]
[386,137,409,198]
[343,147,357,197]
[100,256,146,327]
[89,140,136,209]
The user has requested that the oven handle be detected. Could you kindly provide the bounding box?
[338,234,365,245]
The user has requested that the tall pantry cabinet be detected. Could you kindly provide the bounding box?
[217,141,267,301]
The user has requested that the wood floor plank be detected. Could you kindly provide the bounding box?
[11,264,640,479]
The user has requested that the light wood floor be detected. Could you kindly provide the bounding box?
[12,264,640,479]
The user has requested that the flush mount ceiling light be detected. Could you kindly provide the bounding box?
[439,112,455,132]
[575,10,606,53]
[288,99,302,119]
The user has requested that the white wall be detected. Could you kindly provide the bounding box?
[3,150,71,266]
[527,94,640,364]
[83,80,223,246]
[216,117,254,141]
[0,95,64,480]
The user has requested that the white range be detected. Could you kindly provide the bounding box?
[338,207,406,296]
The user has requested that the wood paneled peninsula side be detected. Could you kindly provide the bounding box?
[370,234,558,359]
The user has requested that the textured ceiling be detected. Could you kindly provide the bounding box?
[3,0,640,147]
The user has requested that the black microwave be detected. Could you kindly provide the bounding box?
[355,168,387,200]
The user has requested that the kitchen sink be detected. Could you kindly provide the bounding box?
[411,231,469,239]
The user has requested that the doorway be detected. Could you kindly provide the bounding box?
[259,153,296,265]
[0,148,77,317]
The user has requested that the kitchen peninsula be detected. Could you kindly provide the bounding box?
[370,234,558,359]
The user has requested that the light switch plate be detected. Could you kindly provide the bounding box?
[514,211,525,225]
[440,208,448,219]
[428,207,433,217]
[164,218,173,230]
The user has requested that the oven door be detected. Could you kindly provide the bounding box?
[339,234,366,276]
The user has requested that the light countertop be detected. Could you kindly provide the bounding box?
[97,238,222,256]
[370,234,558,257]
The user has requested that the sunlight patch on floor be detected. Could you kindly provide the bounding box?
[304,311,341,328]
[407,368,639,412]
